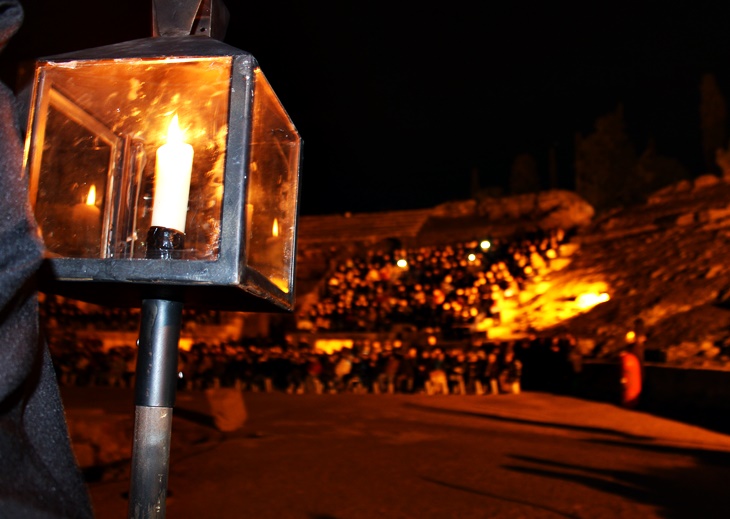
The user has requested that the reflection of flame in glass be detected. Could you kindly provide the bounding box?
[86,185,96,206]
[626,330,636,342]
[272,218,279,237]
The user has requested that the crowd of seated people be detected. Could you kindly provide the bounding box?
[47,332,583,398]
[40,295,142,333]
[177,338,532,396]
[40,294,225,333]
[301,228,568,338]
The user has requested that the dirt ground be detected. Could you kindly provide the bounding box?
[63,388,730,519]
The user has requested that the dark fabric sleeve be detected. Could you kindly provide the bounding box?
[0,1,94,517]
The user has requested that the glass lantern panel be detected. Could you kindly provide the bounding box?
[246,68,301,293]
[27,56,232,260]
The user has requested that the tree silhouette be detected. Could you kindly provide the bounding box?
[700,73,727,174]
[574,105,638,213]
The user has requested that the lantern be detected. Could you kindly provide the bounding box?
[23,1,302,313]
[22,1,302,517]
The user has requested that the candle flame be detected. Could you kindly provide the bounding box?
[85,185,96,206]
[166,114,185,144]
[272,218,279,237]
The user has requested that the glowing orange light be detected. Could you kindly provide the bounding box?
[315,338,353,354]
[85,185,96,206]
[272,218,279,237]
[433,289,445,304]
[575,292,610,310]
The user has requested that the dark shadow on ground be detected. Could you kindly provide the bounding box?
[173,406,217,430]
[420,476,581,518]
[504,448,730,518]
[547,390,730,438]
[404,402,654,441]
[639,404,730,437]
[584,438,730,466]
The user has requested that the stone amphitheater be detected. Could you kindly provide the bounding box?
[295,176,730,370]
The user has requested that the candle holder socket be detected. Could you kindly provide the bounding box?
[146,226,186,259]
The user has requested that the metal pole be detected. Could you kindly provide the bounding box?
[128,297,183,519]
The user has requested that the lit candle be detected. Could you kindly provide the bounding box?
[151,114,193,233]
[265,217,289,292]
[272,217,279,238]
[71,184,101,252]
[265,217,282,249]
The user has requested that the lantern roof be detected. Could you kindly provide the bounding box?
[38,35,253,63]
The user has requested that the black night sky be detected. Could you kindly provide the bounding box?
[3,1,730,215]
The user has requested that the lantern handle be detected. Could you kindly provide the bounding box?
[152,0,229,39]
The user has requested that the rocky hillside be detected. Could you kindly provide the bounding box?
[294,178,730,369]
[533,174,730,369]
